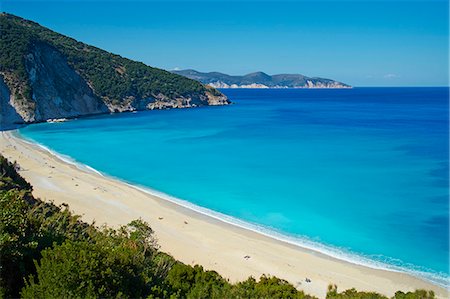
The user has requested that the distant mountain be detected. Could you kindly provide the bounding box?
[173,69,351,89]
[0,14,229,128]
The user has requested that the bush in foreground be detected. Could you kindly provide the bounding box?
[0,155,437,299]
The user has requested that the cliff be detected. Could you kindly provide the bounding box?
[0,13,229,129]
[173,69,351,89]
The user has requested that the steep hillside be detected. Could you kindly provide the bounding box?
[173,69,351,89]
[0,13,229,128]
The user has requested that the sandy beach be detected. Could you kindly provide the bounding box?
[0,130,447,299]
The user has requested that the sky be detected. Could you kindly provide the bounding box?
[1,0,448,86]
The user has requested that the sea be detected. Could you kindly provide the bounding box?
[18,87,449,287]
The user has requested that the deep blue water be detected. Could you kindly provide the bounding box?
[19,88,449,285]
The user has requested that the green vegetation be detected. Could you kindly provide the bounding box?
[0,155,436,298]
[0,13,219,106]
[326,285,435,299]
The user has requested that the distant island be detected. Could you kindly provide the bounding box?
[1,10,447,299]
[0,13,229,129]
[172,69,351,89]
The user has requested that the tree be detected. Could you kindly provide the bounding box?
[233,275,312,299]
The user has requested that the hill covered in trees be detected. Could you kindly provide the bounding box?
[173,69,351,89]
[0,154,436,299]
[0,13,228,128]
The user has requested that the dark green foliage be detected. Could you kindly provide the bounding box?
[326,285,435,299]
[233,275,313,299]
[22,220,164,299]
[0,155,32,191]
[0,154,90,297]
[0,155,437,298]
[327,285,388,299]
[163,265,314,299]
[164,263,232,298]
[0,13,220,106]
[205,85,223,97]
[393,290,435,299]
[0,162,90,297]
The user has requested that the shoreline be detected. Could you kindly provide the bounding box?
[1,130,448,298]
[14,132,421,276]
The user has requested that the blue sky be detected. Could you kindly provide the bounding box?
[2,0,448,86]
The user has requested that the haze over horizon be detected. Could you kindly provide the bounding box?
[2,0,448,87]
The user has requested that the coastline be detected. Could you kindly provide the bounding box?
[0,130,447,298]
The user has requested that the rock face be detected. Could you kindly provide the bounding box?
[145,91,229,110]
[173,69,351,89]
[23,42,109,122]
[0,76,24,129]
[0,13,230,130]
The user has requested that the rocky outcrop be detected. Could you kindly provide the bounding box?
[0,13,230,130]
[1,50,228,129]
[0,76,24,129]
[208,82,271,89]
[23,42,109,122]
[204,92,229,106]
[105,92,229,112]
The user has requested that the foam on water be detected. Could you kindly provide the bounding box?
[16,131,105,177]
[18,88,450,289]
[14,130,450,288]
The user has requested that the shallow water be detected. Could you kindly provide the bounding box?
[20,87,449,285]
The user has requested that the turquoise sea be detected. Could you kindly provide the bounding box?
[19,88,449,286]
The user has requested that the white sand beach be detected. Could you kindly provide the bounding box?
[0,130,447,299]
